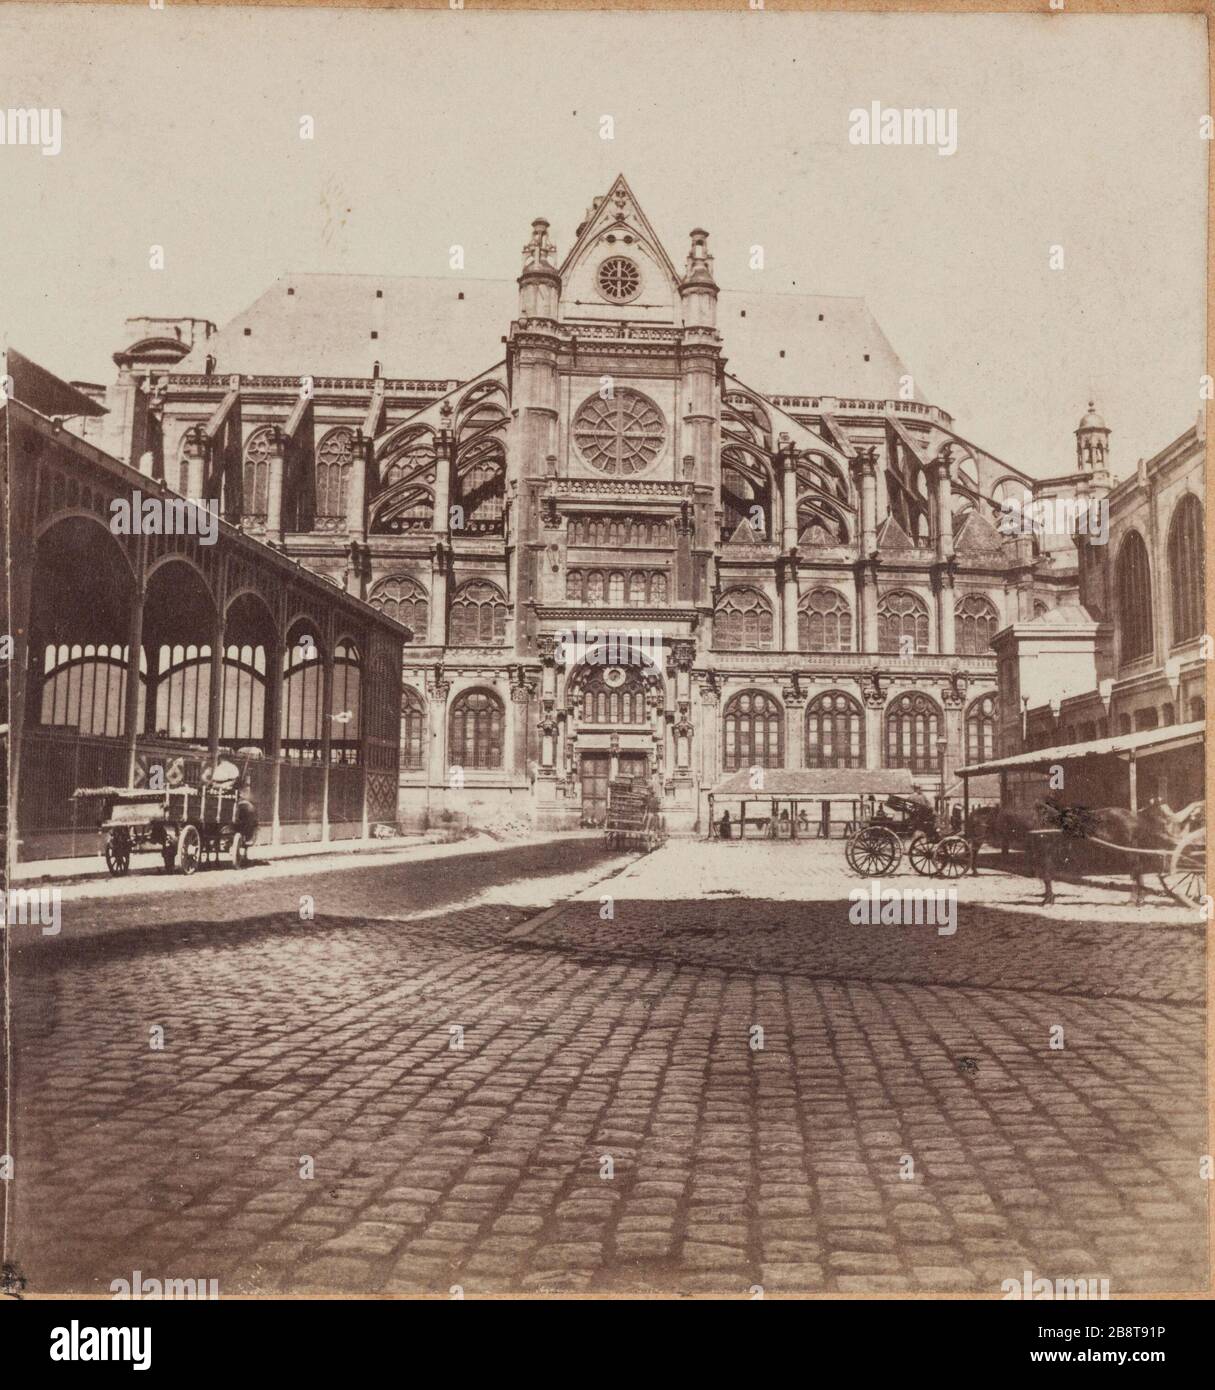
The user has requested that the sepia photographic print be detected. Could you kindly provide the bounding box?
[1,0,1212,1350]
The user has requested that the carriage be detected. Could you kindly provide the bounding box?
[844,793,972,878]
[75,778,259,876]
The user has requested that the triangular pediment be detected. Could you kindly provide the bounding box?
[875,514,915,552]
[955,507,1005,554]
[558,175,680,323]
[727,516,763,545]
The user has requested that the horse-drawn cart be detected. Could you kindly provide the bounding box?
[604,777,664,851]
[844,794,972,878]
[75,780,258,876]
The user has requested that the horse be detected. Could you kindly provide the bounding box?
[966,804,1040,859]
[1033,799,1188,906]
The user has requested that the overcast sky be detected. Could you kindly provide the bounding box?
[0,5,1205,479]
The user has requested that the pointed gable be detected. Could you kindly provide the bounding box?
[875,514,915,552]
[954,507,1005,555]
[727,516,763,545]
[558,175,680,326]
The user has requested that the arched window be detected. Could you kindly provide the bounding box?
[575,665,649,725]
[449,688,504,769]
[965,693,998,764]
[586,571,605,605]
[1167,494,1204,645]
[608,572,625,606]
[156,643,212,740]
[401,686,425,771]
[39,642,136,737]
[220,643,267,742]
[628,572,647,605]
[884,692,942,773]
[368,575,428,645]
[798,588,852,652]
[450,581,507,645]
[330,640,361,763]
[1115,531,1153,663]
[566,570,584,602]
[281,631,325,758]
[241,427,274,523]
[878,590,929,655]
[804,691,864,768]
[955,594,1000,656]
[715,588,774,650]
[650,572,668,604]
[722,690,784,772]
[316,427,355,524]
[456,449,505,534]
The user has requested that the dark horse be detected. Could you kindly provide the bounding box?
[1032,800,1195,906]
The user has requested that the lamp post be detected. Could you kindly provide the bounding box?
[937,734,949,816]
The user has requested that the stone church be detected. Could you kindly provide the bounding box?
[90,175,1099,833]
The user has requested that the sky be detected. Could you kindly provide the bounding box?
[0,5,1206,480]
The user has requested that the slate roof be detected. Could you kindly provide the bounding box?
[176,272,914,401]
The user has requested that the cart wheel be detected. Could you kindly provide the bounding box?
[177,823,201,875]
[907,833,937,877]
[104,831,131,877]
[933,834,973,879]
[230,831,249,870]
[1160,828,1206,910]
[848,825,901,876]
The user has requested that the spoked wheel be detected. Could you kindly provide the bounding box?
[230,831,249,870]
[104,830,131,877]
[907,833,938,877]
[846,825,902,876]
[933,834,974,879]
[177,823,202,875]
[1161,828,1207,910]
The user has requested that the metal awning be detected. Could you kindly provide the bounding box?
[710,767,917,798]
[957,720,1205,777]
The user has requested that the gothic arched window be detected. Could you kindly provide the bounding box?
[628,572,647,606]
[566,569,584,602]
[450,580,507,645]
[798,588,852,652]
[576,665,648,725]
[878,590,930,655]
[608,572,625,606]
[242,427,274,523]
[722,690,784,772]
[965,693,998,764]
[369,575,428,645]
[449,688,504,769]
[316,427,356,524]
[401,686,426,771]
[650,572,668,604]
[955,594,1000,656]
[884,692,942,773]
[1167,494,1203,645]
[586,571,605,605]
[804,691,864,769]
[715,587,774,650]
[1115,530,1153,663]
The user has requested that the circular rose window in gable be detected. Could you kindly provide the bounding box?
[597,256,641,304]
[573,389,665,475]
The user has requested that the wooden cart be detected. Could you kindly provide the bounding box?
[604,777,664,852]
[75,781,259,876]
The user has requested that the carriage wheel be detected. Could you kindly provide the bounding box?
[848,825,901,876]
[230,831,249,870]
[1161,828,1207,910]
[907,833,937,877]
[104,830,131,877]
[933,834,973,879]
[177,824,201,875]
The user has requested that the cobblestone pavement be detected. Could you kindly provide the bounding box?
[7,839,1208,1297]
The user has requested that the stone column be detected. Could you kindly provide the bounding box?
[348,429,369,543]
[429,539,449,645]
[783,683,807,769]
[936,564,956,655]
[267,426,285,544]
[781,555,800,653]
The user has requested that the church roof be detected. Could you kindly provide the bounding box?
[176,272,914,401]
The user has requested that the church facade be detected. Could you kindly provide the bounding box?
[91,176,1102,833]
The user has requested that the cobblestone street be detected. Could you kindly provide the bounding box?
[7,838,1208,1297]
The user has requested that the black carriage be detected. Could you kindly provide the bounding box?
[844,793,972,878]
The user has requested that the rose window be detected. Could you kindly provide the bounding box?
[573,390,665,475]
[597,256,641,303]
